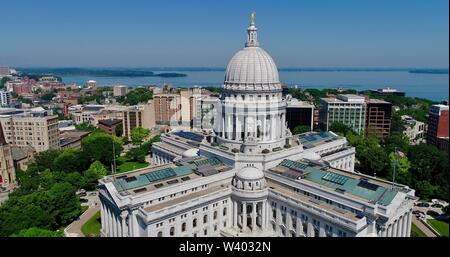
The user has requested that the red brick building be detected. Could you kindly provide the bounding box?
[427,104,449,151]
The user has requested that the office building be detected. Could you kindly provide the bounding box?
[365,99,392,138]
[0,90,12,106]
[0,108,60,152]
[427,104,449,149]
[113,85,128,97]
[319,94,366,134]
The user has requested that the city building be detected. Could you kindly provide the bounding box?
[85,80,97,89]
[319,94,366,134]
[0,66,9,78]
[399,115,426,144]
[369,87,405,97]
[286,95,314,133]
[426,104,449,149]
[0,124,15,189]
[153,93,182,128]
[10,145,35,171]
[122,102,155,139]
[0,108,60,152]
[98,119,123,136]
[365,99,392,138]
[59,130,90,150]
[0,90,12,106]
[99,15,415,238]
[113,85,128,97]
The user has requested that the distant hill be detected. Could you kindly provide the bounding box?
[408,69,449,74]
[18,68,187,78]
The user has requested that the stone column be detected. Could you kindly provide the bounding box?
[296,216,302,237]
[233,201,238,228]
[397,216,403,237]
[107,207,113,237]
[319,223,326,237]
[307,221,314,237]
[252,202,257,231]
[392,220,398,237]
[121,213,128,237]
[402,214,408,237]
[117,215,122,237]
[261,201,266,229]
[100,202,106,235]
[242,203,247,231]
[381,226,387,237]
[406,211,412,237]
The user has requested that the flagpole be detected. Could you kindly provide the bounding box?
[392,146,397,189]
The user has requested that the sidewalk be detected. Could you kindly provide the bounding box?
[65,204,100,237]
[412,216,438,237]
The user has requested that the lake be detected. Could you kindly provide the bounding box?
[59,70,449,101]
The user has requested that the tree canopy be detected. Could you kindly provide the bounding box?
[130,127,150,146]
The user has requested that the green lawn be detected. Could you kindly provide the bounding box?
[117,161,149,173]
[411,223,427,237]
[427,219,449,237]
[80,205,89,213]
[81,211,101,237]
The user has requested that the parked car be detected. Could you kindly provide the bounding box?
[413,210,424,215]
[426,210,439,217]
[80,198,89,203]
[417,202,430,208]
[431,203,444,208]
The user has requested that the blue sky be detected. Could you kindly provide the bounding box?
[1,0,448,68]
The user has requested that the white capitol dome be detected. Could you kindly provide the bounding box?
[225,47,279,85]
[223,15,281,89]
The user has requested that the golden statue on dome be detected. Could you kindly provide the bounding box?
[251,12,256,25]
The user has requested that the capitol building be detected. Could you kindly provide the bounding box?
[98,14,417,237]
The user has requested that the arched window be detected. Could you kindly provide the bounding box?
[157,231,163,237]
[193,218,197,227]
[213,211,218,220]
[181,222,186,232]
[170,227,175,236]
[223,208,227,216]
[203,214,208,223]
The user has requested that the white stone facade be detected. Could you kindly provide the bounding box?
[98,14,416,238]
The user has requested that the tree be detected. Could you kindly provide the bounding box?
[53,149,88,173]
[292,125,311,135]
[12,227,63,237]
[329,122,353,136]
[41,93,55,101]
[75,122,96,132]
[46,182,81,227]
[84,161,108,189]
[130,127,150,146]
[387,152,411,185]
[124,88,153,105]
[115,125,123,137]
[33,149,61,171]
[126,147,147,163]
[408,144,449,200]
[384,132,410,153]
[81,131,123,166]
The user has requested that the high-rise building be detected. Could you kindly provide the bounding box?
[0,90,12,106]
[122,102,155,139]
[319,94,366,134]
[113,85,128,97]
[427,104,449,149]
[85,80,97,89]
[0,108,60,152]
[99,15,415,238]
[365,99,392,138]
[0,123,16,189]
[153,93,182,127]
